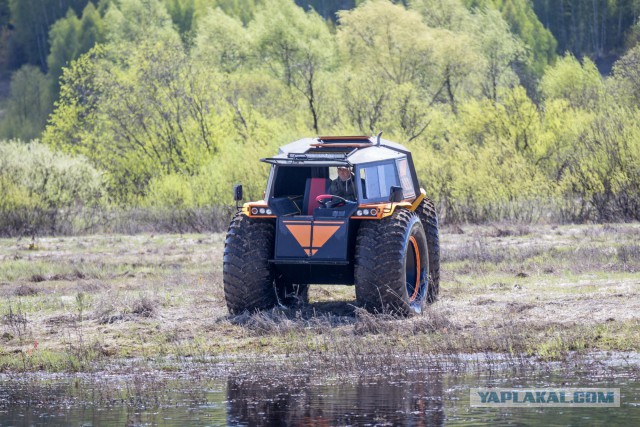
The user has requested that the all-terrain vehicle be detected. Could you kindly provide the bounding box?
[223,135,439,316]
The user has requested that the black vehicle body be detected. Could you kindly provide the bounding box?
[225,135,440,316]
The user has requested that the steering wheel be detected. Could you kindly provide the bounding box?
[316,194,348,208]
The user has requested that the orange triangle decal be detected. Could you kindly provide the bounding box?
[312,225,340,249]
[285,224,312,250]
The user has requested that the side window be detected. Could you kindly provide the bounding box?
[359,168,367,199]
[360,162,400,202]
[397,158,415,199]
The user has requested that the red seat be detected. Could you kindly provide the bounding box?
[302,178,330,215]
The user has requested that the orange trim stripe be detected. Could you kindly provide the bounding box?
[410,192,426,212]
[408,236,421,302]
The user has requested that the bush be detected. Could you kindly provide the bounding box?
[0,140,106,236]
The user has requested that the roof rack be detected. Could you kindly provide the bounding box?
[311,135,373,149]
[317,135,371,142]
[261,152,352,166]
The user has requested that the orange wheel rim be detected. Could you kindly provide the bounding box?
[408,236,420,302]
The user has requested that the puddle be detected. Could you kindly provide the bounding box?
[1,354,639,426]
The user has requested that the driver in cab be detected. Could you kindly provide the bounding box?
[330,166,357,202]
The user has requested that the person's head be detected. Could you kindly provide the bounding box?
[337,166,351,182]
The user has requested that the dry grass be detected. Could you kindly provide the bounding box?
[0,223,639,373]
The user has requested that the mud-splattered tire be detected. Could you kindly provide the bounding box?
[223,214,278,314]
[417,198,440,302]
[354,209,429,316]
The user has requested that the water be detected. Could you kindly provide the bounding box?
[1,357,639,426]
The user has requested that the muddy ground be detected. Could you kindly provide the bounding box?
[1,223,639,372]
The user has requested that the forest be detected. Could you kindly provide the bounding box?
[1,0,640,235]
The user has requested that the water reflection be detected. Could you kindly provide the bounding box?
[1,363,639,426]
[226,372,445,426]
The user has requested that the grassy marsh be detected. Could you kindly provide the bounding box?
[1,223,639,373]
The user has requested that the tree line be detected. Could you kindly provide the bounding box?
[1,0,640,236]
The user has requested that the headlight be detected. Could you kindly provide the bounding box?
[370,208,377,216]
[363,209,370,215]
[356,210,363,216]
[259,208,266,214]
[266,209,272,215]
[251,207,258,215]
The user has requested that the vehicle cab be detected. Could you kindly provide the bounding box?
[245,135,424,220]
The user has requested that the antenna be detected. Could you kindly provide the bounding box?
[376,131,382,146]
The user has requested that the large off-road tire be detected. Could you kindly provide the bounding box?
[354,209,429,316]
[223,214,278,314]
[417,198,440,302]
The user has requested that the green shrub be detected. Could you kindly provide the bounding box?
[0,140,106,236]
[145,174,194,209]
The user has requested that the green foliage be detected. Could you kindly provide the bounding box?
[0,65,52,140]
[251,0,336,133]
[0,140,105,235]
[192,8,250,73]
[45,40,222,202]
[495,0,556,77]
[412,0,472,30]
[464,0,556,88]
[338,1,433,86]
[611,44,640,106]
[104,0,178,45]
[47,3,106,94]
[472,7,525,101]
[34,0,640,224]
[145,173,194,208]
[625,19,640,49]
[338,0,459,134]
[144,113,291,208]
[163,0,196,37]
[47,10,81,87]
[166,0,263,36]
[411,87,551,222]
[541,54,604,109]
[193,0,261,24]
[533,0,640,60]
[560,105,640,221]
[8,0,91,70]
